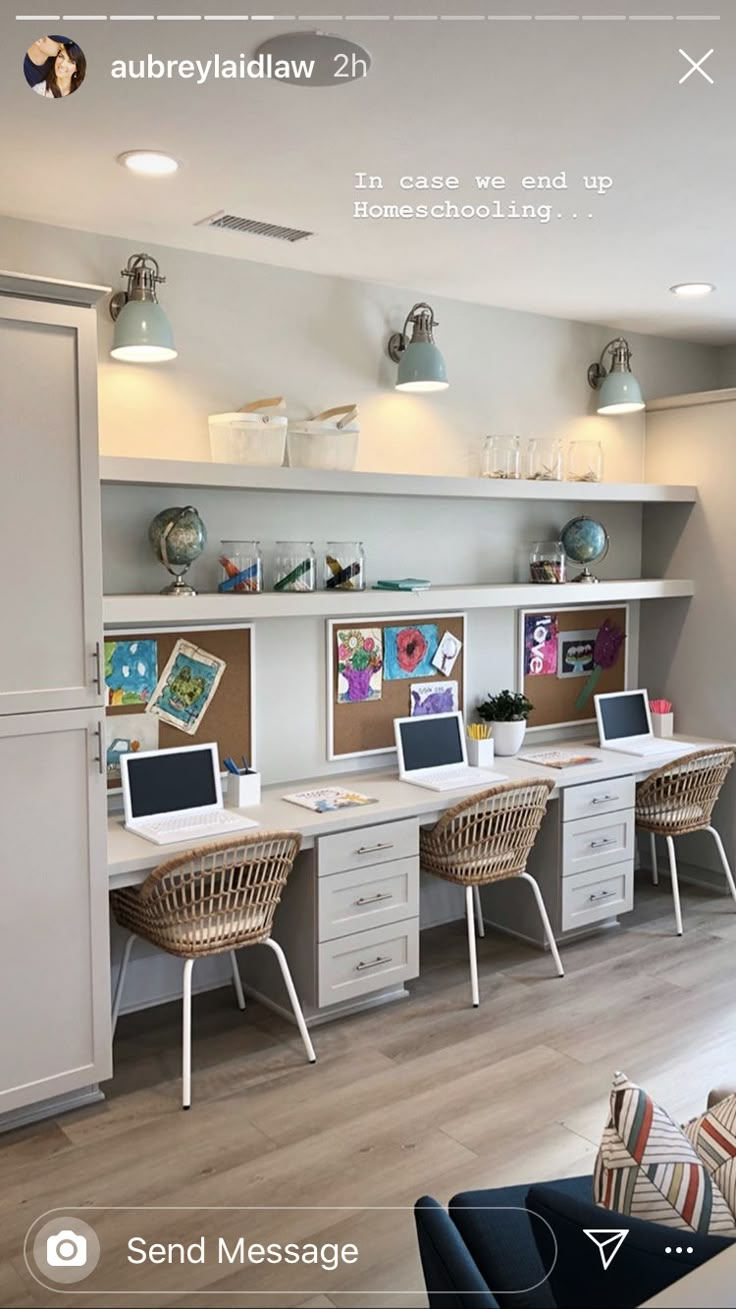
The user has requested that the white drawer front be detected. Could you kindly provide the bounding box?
[318,857,419,943]
[563,776,635,822]
[562,810,634,876]
[318,919,419,1007]
[562,861,634,931]
[317,817,418,878]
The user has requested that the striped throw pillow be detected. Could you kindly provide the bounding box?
[684,1093,736,1222]
[594,1072,736,1235]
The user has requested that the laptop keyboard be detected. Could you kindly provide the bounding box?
[146,811,245,837]
[414,767,494,791]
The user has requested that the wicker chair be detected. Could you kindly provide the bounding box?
[110,831,315,1109]
[420,779,561,1007]
[636,747,736,936]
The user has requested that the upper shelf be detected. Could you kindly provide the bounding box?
[104,579,695,626]
[99,457,697,505]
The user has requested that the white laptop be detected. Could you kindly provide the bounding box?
[394,711,507,792]
[594,690,698,759]
[121,743,259,846]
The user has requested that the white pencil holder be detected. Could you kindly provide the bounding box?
[227,771,261,807]
[467,737,495,768]
[651,712,674,739]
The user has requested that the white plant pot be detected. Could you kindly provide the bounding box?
[491,720,527,756]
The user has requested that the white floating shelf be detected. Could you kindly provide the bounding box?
[104,579,695,627]
[100,457,697,505]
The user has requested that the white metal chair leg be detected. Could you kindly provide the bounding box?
[229,951,246,1010]
[649,832,659,886]
[264,938,316,1063]
[473,885,486,937]
[705,826,736,909]
[182,958,194,1110]
[111,933,136,1037]
[465,885,480,1008]
[665,835,683,936]
[520,873,564,977]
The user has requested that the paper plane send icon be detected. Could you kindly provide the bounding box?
[583,1228,629,1270]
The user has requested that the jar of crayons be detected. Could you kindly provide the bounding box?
[324,541,365,591]
[273,541,316,592]
[218,541,263,593]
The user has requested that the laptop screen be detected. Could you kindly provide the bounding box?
[398,714,464,772]
[598,691,650,741]
[126,747,218,819]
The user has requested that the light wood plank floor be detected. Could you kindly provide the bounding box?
[3,874,736,1309]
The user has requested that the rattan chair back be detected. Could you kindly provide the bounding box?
[111,831,301,958]
[635,747,736,836]
[419,779,555,886]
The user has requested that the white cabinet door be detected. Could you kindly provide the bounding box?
[0,709,111,1114]
[0,296,103,713]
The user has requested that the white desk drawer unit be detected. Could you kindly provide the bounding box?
[562,810,635,876]
[562,776,635,822]
[318,919,419,1007]
[318,858,419,942]
[562,863,634,932]
[317,817,418,877]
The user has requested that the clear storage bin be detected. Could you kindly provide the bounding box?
[481,435,520,479]
[273,541,316,592]
[529,540,566,583]
[566,440,604,483]
[324,541,365,590]
[208,397,287,467]
[526,437,562,481]
[218,540,263,594]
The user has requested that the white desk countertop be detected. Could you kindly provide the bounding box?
[107,739,711,887]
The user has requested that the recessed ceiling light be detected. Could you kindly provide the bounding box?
[669,282,716,297]
[117,150,180,177]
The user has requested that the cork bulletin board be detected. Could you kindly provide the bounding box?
[104,623,254,791]
[518,605,629,731]
[327,613,466,760]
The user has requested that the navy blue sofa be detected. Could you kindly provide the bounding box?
[415,1174,734,1308]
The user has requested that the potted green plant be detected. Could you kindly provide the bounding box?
[477,689,533,756]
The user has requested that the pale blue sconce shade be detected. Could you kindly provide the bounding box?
[110,299,177,363]
[109,253,177,363]
[596,368,644,415]
[396,340,448,392]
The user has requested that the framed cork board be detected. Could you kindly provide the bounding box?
[327,612,466,760]
[103,623,254,791]
[518,605,629,731]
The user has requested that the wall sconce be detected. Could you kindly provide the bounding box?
[587,337,644,415]
[109,253,177,363]
[387,302,449,392]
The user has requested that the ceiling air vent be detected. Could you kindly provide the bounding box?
[196,210,313,243]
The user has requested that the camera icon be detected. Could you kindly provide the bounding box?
[46,1230,88,1267]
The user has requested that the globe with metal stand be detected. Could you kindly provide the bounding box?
[148,505,207,596]
[560,515,609,583]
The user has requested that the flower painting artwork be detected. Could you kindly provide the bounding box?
[575,618,627,710]
[336,628,383,704]
[105,639,158,706]
[384,624,438,680]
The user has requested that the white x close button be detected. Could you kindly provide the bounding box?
[679,49,715,85]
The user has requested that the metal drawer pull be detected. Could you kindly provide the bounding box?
[356,954,392,972]
[355,892,394,906]
[589,837,616,849]
[355,842,394,855]
[591,794,619,805]
[588,889,616,902]
[93,722,104,775]
[92,641,102,694]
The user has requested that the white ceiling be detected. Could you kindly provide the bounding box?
[2,0,735,341]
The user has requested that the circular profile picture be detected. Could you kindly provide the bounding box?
[24,36,86,98]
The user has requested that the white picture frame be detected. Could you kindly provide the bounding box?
[326,612,467,762]
[517,603,629,732]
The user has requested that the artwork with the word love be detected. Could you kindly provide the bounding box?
[524,614,559,677]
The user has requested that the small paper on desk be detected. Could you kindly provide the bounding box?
[517,749,598,769]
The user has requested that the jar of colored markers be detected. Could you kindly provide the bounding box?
[273,540,316,592]
[218,540,263,593]
[324,541,365,591]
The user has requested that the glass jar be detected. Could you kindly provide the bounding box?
[324,541,365,590]
[273,540,316,592]
[566,440,604,483]
[526,437,562,481]
[529,540,566,583]
[480,434,520,480]
[218,540,262,593]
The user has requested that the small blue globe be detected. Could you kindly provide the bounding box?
[560,516,608,566]
[148,506,207,569]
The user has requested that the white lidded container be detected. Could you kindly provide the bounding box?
[286,405,360,472]
[209,396,287,467]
